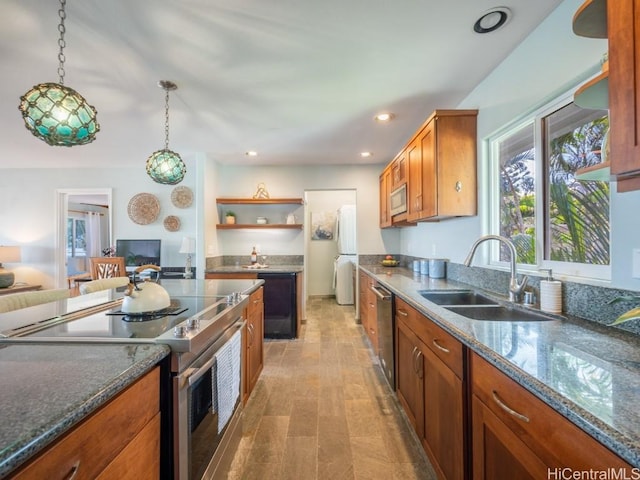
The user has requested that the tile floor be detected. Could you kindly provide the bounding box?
[229,297,437,479]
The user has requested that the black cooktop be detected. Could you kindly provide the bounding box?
[106,306,188,322]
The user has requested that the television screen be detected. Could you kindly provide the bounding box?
[115,239,161,269]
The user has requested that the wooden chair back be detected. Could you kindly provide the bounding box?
[90,257,128,279]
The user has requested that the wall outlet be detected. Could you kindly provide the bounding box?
[633,249,640,279]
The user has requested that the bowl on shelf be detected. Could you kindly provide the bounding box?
[256,217,268,224]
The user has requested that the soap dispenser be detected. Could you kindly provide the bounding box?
[539,268,562,313]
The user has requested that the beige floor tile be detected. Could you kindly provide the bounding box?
[280,436,318,479]
[232,297,434,480]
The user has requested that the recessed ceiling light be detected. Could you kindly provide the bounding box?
[360,152,373,158]
[374,113,395,122]
[245,151,258,157]
[473,7,511,34]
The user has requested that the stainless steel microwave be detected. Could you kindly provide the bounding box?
[390,184,407,216]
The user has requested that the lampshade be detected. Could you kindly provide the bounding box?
[19,83,99,146]
[0,246,21,263]
[179,237,195,254]
[0,246,21,289]
[146,149,187,185]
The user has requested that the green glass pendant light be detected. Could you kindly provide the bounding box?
[146,80,186,185]
[18,0,99,146]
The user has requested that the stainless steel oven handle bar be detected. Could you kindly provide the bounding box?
[183,320,246,388]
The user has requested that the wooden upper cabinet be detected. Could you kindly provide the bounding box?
[379,167,392,228]
[407,110,478,222]
[391,150,407,189]
[608,0,640,191]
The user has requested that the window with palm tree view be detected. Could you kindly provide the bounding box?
[491,94,609,280]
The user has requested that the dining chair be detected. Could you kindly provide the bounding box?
[0,288,70,314]
[90,257,128,280]
[79,277,130,295]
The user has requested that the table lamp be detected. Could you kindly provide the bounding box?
[0,246,21,288]
[179,237,195,279]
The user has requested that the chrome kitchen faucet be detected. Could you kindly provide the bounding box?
[464,235,528,303]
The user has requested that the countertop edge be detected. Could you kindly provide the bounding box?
[360,265,640,467]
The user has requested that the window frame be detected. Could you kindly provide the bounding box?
[487,87,611,282]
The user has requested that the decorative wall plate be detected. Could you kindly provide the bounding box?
[127,193,160,225]
[163,215,181,232]
[171,186,193,208]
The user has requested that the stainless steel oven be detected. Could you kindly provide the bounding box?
[174,317,245,480]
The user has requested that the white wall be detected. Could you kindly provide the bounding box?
[215,164,397,257]
[0,156,199,288]
[399,0,640,291]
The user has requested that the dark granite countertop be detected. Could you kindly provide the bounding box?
[360,265,640,467]
[0,343,169,478]
[206,264,303,274]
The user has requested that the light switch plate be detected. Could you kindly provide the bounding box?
[633,249,640,279]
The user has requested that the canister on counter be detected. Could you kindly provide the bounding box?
[413,260,420,272]
[420,260,429,275]
[429,259,446,278]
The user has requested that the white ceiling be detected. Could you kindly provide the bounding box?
[2,0,564,169]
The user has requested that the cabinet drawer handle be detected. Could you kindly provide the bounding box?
[65,461,81,480]
[491,391,530,423]
[397,309,408,317]
[432,339,450,353]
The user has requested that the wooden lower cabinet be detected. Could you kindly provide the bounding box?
[395,298,465,480]
[10,367,160,480]
[471,352,632,478]
[358,270,378,352]
[243,286,264,403]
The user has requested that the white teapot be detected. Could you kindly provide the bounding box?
[121,265,171,314]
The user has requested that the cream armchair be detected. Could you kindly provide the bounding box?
[0,289,70,314]
[79,277,130,295]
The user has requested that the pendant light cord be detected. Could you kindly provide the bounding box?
[57,0,67,85]
[164,88,170,150]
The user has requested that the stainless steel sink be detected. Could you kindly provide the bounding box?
[419,290,499,306]
[445,305,556,322]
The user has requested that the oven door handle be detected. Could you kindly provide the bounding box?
[183,320,246,387]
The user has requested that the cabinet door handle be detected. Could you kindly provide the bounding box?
[416,351,424,379]
[64,461,81,480]
[411,346,418,373]
[491,391,530,423]
[432,339,450,354]
[397,309,408,317]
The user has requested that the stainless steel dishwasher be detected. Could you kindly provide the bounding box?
[370,283,394,390]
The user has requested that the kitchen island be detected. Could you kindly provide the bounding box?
[361,265,640,470]
[0,278,264,479]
